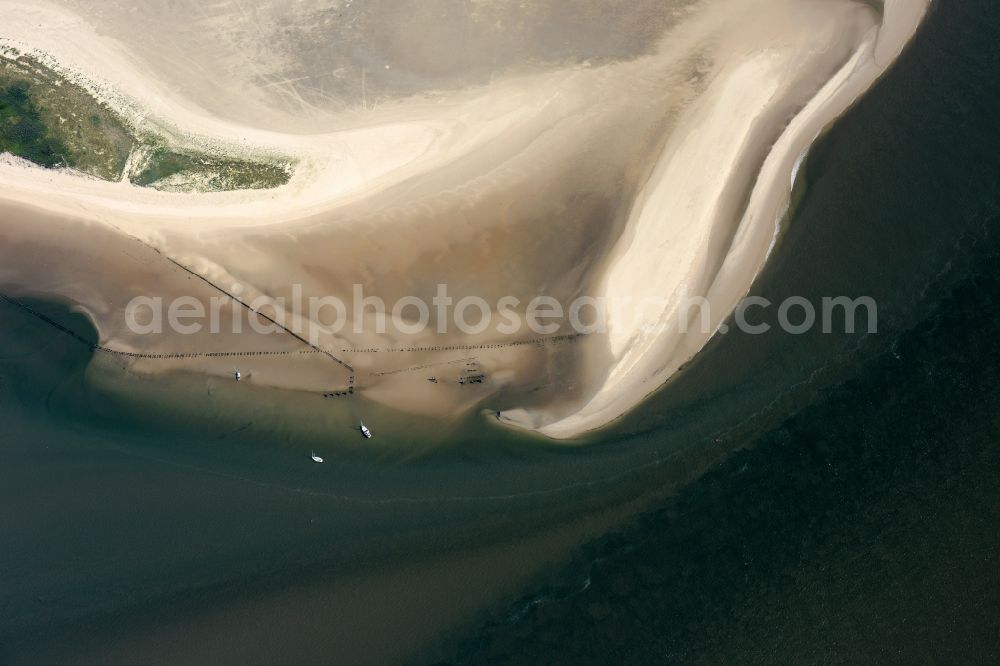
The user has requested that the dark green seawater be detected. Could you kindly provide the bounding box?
[2,0,999,663]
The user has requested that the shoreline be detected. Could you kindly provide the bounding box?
[0,0,931,442]
[532,0,932,438]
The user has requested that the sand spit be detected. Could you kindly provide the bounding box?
[526,0,933,438]
[0,0,930,442]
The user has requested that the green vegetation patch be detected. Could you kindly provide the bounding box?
[0,80,73,168]
[0,50,293,192]
[132,148,292,192]
[0,53,134,179]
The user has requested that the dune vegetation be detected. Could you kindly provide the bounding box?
[0,49,290,191]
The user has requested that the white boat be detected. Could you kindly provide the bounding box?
[360,423,373,439]
[234,370,242,382]
[311,451,324,463]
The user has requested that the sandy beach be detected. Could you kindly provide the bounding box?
[0,0,930,441]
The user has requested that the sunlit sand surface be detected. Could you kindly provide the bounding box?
[0,0,929,441]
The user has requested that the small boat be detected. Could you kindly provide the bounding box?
[311,451,324,463]
[360,422,373,439]
[234,370,242,382]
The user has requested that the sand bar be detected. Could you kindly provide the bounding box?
[0,0,930,441]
